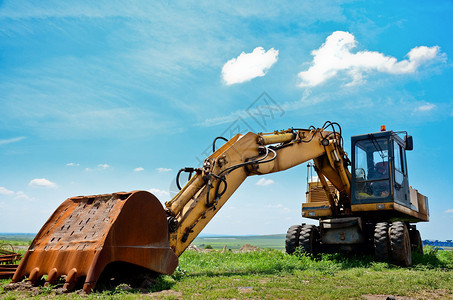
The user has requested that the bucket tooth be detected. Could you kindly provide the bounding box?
[44,268,58,286]
[28,267,40,285]
[12,190,178,293]
[63,268,77,292]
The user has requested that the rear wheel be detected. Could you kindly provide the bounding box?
[299,225,319,255]
[390,222,412,266]
[285,225,302,254]
[374,222,390,261]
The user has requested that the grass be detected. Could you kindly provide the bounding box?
[193,234,286,250]
[1,246,452,299]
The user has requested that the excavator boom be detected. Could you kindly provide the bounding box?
[11,123,352,292]
[165,127,350,255]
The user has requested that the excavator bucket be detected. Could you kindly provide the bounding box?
[12,190,178,293]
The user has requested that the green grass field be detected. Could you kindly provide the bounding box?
[193,234,286,250]
[1,240,452,299]
[0,234,35,247]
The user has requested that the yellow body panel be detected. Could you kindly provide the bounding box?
[302,201,332,218]
[351,202,429,221]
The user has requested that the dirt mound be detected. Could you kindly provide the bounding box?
[239,244,259,252]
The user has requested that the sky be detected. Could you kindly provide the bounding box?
[0,1,452,240]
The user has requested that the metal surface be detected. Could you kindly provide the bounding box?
[320,217,366,244]
[12,191,178,293]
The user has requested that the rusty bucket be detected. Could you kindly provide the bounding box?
[12,190,178,293]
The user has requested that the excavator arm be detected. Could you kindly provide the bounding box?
[12,123,352,292]
[165,125,351,256]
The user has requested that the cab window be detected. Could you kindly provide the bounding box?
[394,142,404,185]
[354,138,390,199]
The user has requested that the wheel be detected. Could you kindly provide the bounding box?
[374,222,390,261]
[410,228,423,255]
[285,225,302,254]
[299,224,319,255]
[390,222,412,266]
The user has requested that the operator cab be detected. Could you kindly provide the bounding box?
[351,128,414,209]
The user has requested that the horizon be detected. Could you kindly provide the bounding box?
[0,232,451,243]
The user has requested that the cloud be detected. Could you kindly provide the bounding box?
[85,164,111,172]
[299,31,444,87]
[134,167,144,172]
[157,167,172,173]
[445,209,453,214]
[265,204,283,208]
[265,203,291,213]
[222,47,279,85]
[0,187,15,195]
[0,187,32,200]
[149,188,171,201]
[414,103,437,112]
[29,178,57,188]
[0,136,26,145]
[256,178,275,186]
[66,162,80,167]
[14,191,32,200]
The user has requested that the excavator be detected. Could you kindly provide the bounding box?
[11,121,428,293]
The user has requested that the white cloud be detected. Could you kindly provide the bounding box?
[256,178,275,186]
[0,136,26,145]
[157,167,172,173]
[0,187,15,195]
[149,188,171,201]
[14,191,32,200]
[0,187,32,200]
[265,203,290,213]
[414,103,437,112]
[29,178,57,188]
[299,31,444,87]
[134,167,144,172]
[66,162,80,167]
[265,204,283,208]
[85,164,111,172]
[445,209,453,214]
[222,47,279,85]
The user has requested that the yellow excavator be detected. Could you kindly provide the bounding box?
[12,122,428,292]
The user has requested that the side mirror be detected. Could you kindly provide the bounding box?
[405,135,413,151]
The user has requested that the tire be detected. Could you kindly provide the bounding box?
[299,224,319,255]
[374,222,390,261]
[410,229,423,255]
[285,225,302,254]
[390,222,412,267]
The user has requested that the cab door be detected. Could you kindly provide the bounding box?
[392,139,410,207]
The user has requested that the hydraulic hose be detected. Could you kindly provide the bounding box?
[212,136,228,152]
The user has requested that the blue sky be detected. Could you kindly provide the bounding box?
[0,1,452,240]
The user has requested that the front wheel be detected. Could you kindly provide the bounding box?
[374,222,390,261]
[390,221,412,266]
